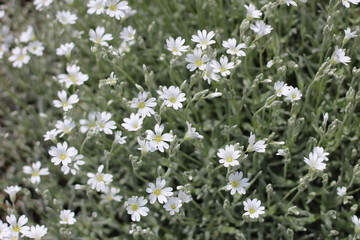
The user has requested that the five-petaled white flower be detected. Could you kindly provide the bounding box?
[114,131,127,144]
[247,132,266,153]
[178,191,192,203]
[23,161,49,184]
[58,64,89,88]
[250,20,273,37]
[121,113,144,131]
[59,210,76,225]
[56,11,77,25]
[157,86,186,110]
[342,0,360,8]
[146,124,174,152]
[313,146,329,161]
[28,41,44,56]
[56,42,75,58]
[60,154,85,175]
[95,111,117,135]
[87,165,113,192]
[337,186,347,197]
[274,81,290,97]
[80,112,97,133]
[166,37,189,56]
[130,91,157,118]
[6,215,29,235]
[304,151,326,172]
[344,27,358,41]
[89,27,113,46]
[352,215,360,233]
[222,38,246,57]
[225,171,250,195]
[331,46,351,65]
[243,198,265,219]
[48,141,78,166]
[137,137,157,154]
[101,187,123,203]
[217,145,241,167]
[211,56,235,77]
[120,26,136,42]
[244,3,262,20]
[146,177,173,204]
[126,196,149,222]
[185,48,210,71]
[163,197,182,215]
[185,121,203,140]
[191,29,216,50]
[202,63,220,84]
[43,129,60,142]
[23,224,48,240]
[55,118,76,137]
[53,90,79,111]
[9,47,30,68]
[284,86,302,102]
[87,0,105,15]
[20,26,35,43]
[4,186,21,203]
[105,0,129,20]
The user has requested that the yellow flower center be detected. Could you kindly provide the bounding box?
[292,94,297,99]
[155,135,162,142]
[65,127,71,133]
[154,189,161,196]
[201,41,207,45]
[96,38,102,44]
[107,195,113,201]
[232,181,238,187]
[170,97,176,103]
[62,102,69,107]
[69,75,77,83]
[110,4,116,10]
[99,122,105,129]
[220,67,226,72]
[172,47,179,52]
[18,55,24,61]
[13,226,20,232]
[97,175,104,182]
[249,208,255,214]
[32,170,40,177]
[60,154,67,160]
[128,34,133,39]
[89,122,96,128]
[133,124,138,129]
[132,204,138,211]
[138,102,145,109]
[226,157,233,162]
[171,204,176,209]
[195,60,203,67]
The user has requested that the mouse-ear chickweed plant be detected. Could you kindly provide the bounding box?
[1,0,360,239]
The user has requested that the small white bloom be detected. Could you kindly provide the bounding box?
[313,146,329,161]
[72,30,84,39]
[9,47,30,68]
[185,121,203,140]
[95,112,117,135]
[137,137,156,154]
[331,46,351,65]
[55,118,76,137]
[20,26,35,43]
[337,186,347,197]
[225,171,250,195]
[185,48,210,71]
[274,81,290,97]
[23,161,49,184]
[114,131,127,144]
[344,27,358,40]
[61,154,85,175]
[121,113,143,131]
[166,37,189,56]
[34,0,53,11]
[28,41,44,56]
[80,112,97,133]
[284,86,302,102]
[157,86,186,110]
[101,187,123,203]
[59,210,76,225]
[163,197,182,215]
[207,88,223,98]
[250,20,273,37]
[352,215,360,232]
[43,129,60,142]
[120,26,136,42]
[48,141,78,166]
[105,72,118,85]
[243,198,265,219]
[217,145,241,168]
[56,11,77,25]
[222,38,246,57]
[56,42,75,58]
[4,186,21,203]
[178,191,192,203]
[53,90,79,111]
[130,91,157,118]
[304,152,326,172]
[105,0,129,20]
[89,27,113,46]
[202,63,220,84]
[6,215,29,235]
[126,196,149,222]
[87,165,113,192]
[58,64,89,88]
[146,124,174,152]
[247,132,266,153]
[276,149,286,157]
[191,29,216,50]
[342,0,360,8]
[280,0,297,6]
[23,224,47,240]
[146,177,173,204]
[211,56,235,77]
[244,3,262,20]
[87,0,105,15]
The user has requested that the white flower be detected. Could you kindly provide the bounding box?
[72,30,84,39]
[250,20,273,37]
[23,225,47,240]
[157,86,186,110]
[243,198,265,219]
[48,141,78,166]
[130,91,157,118]
[247,132,266,153]
[274,81,290,97]
[87,165,113,192]
[126,196,149,222]
[6,215,29,235]
[337,186,347,197]
[217,145,241,167]
[331,46,351,65]
[0,26,14,46]
[342,0,360,8]
[9,47,30,68]
[56,42,75,58]
[280,0,297,6]
[185,48,210,71]
[304,152,326,172]
[60,154,85,175]
[244,3,262,20]
[0,220,9,239]
[202,63,220,84]
[105,0,129,20]
[222,38,246,57]
[20,26,35,43]
[53,90,79,111]
[4,186,21,203]
[225,171,250,195]
[191,29,216,50]
[344,27,358,40]
[120,26,136,42]
[185,121,203,140]
[56,11,77,25]
[178,191,192,203]
[105,72,118,85]
[284,86,302,102]
[121,113,143,131]
[80,112,97,133]
[87,0,105,15]
[27,41,44,56]
[58,64,89,88]
[163,197,182,215]
[146,177,173,204]
[43,129,60,142]
[166,37,189,56]
[145,124,174,152]
[95,112,117,135]
[207,88,223,98]
[211,56,235,77]
[352,215,360,232]
[313,146,329,161]
[89,27,113,46]
[137,137,156,154]
[101,187,123,203]
[55,118,76,137]
[276,149,286,156]
[34,0,53,11]
[114,131,127,144]
[59,210,76,225]
[23,161,49,184]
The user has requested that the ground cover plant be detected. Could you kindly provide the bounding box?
[0,0,360,239]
